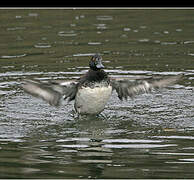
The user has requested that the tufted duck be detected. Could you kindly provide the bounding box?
[21,54,183,115]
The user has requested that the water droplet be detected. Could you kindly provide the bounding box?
[70,23,76,27]
[176,28,182,32]
[120,34,127,38]
[94,24,107,30]
[75,16,79,20]
[154,40,160,44]
[28,13,39,17]
[163,30,169,34]
[15,15,22,19]
[123,27,131,31]
[58,31,77,37]
[138,38,150,42]
[80,15,85,18]
[139,25,147,29]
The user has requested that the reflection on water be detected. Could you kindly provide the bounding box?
[0,9,194,178]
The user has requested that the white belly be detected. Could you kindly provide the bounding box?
[75,85,112,115]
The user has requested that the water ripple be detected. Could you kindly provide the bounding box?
[73,53,96,57]
[58,144,89,148]
[88,42,102,45]
[58,30,77,37]
[152,135,194,140]
[0,54,27,59]
[34,43,51,48]
[102,139,163,143]
[96,15,113,21]
[6,27,26,31]
[94,23,108,30]
[103,144,177,149]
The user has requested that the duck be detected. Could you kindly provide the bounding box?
[21,54,183,116]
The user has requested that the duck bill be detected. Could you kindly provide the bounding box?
[96,62,105,69]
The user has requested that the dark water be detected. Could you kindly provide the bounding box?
[0,9,194,178]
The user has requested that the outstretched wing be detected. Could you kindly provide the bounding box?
[21,79,78,106]
[110,74,183,100]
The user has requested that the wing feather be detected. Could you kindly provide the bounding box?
[110,74,183,100]
[21,79,78,106]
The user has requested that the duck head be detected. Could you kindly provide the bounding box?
[89,54,105,71]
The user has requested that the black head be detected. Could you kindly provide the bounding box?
[89,54,104,71]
